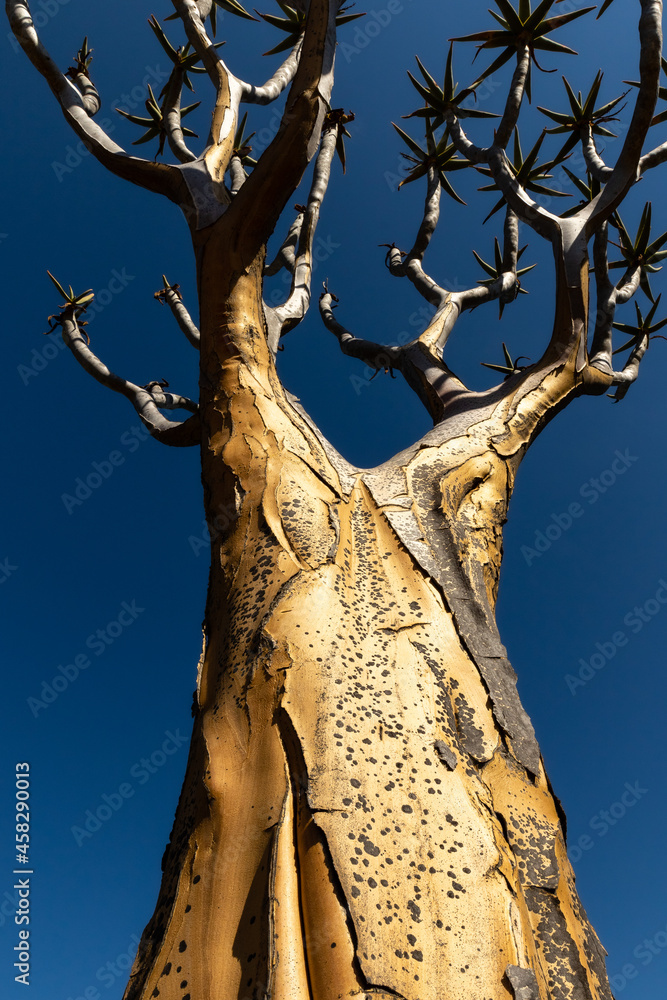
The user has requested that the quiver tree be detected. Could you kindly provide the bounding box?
[7,0,667,997]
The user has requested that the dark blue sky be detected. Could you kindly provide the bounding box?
[2,1,667,998]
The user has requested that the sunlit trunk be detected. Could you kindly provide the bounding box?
[122,245,614,1000]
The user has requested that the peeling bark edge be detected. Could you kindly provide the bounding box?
[505,964,540,1000]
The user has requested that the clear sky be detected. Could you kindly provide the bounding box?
[1,1,666,998]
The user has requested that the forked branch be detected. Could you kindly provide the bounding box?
[6,0,182,201]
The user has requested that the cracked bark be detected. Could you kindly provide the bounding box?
[122,186,615,998]
[12,0,654,994]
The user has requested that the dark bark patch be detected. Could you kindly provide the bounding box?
[505,964,540,1000]
[525,887,606,1000]
[434,739,457,770]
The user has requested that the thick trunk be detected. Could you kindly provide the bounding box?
[122,237,615,1000]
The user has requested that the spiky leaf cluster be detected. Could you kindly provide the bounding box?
[116,84,200,159]
[481,341,530,377]
[477,129,567,221]
[610,204,667,302]
[392,121,469,202]
[165,0,258,35]
[613,296,667,354]
[450,0,595,97]
[597,0,617,18]
[325,108,355,173]
[557,166,600,218]
[538,71,627,165]
[148,16,223,92]
[257,2,364,56]
[45,272,94,336]
[403,45,499,128]
[154,276,183,304]
[472,238,536,316]
[66,37,93,79]
[232,112,258,168]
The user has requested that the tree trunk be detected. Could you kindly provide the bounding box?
[122,241,614,1000]
[8,0,662,995]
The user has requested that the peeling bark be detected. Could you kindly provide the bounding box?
[122,212,615,998]
[12,0,659,995]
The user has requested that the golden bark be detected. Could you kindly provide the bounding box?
[9,0,661,995]
[123,234,615,1000]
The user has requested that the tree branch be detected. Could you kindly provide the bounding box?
[59,308,200,447]
[503,207,519,273]
[171,0,225,87]
[6,0,183,201]
[382,169,448,306]
[221,0,339,262]
[615,265,642,304]
[268,120,339,347]
[639,136,667,171]
[264,216,302,276]
[319,291,402,370]
[156,280,201,349]
[171,0,245,210]
[163,68,199,164]
[241,38,304,105]
[446,114,487,164]
[404,260,449,308]
[586,0,663,232]
[67,71,100,117]
[228,155,247,196]
[453,272,519,312]
[486,147,561,242]
[494,46,530,151]
[589,223,642,369]
[408,168,441,263]
[581,125,613,182]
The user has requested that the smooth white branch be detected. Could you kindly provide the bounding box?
[589,223,642,370]
[494,46,530,151]
[162,69,198,164]
[241,39,304,105]
[68,71,100,117]
[6,0,180,199]
[265,122,339,350]
[60,308,199,447]
[581,126,613,182]
[158,284,201,349]
[319,292,402,370]
[586,0,663,232]
[264,216,302,276]
[171,0,224,86]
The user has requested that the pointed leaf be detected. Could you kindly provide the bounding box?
[46,271,69,300]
